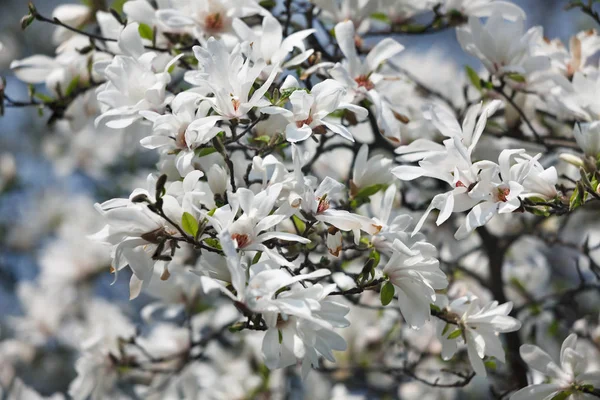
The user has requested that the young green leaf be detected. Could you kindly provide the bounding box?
[380,281,395,306]
[181,212,199,237]
[138,23,154,41]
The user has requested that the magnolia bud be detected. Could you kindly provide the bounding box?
[559,153,584,168]
[207,164,228,195]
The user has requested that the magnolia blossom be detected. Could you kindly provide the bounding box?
[351,144,393,196]
[92,174,203,299]
[95,23,180,129]
[232,14,315,78]
[207,184,310,266]
[311,0,378,33]
[156,0,267,47]
[574,121,600,158]
[511,334,600,400]
[140,93,223,175]
[330,21,405,140]
[457,14,549,83]
[263,78,368,142]
[437,296,522,376]
[185,38,279,120]
[383,239,447,328]
[442,0,526,19]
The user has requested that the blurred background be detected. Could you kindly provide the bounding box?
[0,0,594,395]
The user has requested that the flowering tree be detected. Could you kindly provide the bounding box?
[2,0,600,399]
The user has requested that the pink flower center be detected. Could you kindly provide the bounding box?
[495,187,510,203]
[355,75,375,90]
[296,115,313,128]
[205,13,224,32]
[317,197,330,213]
[232,233,250,248]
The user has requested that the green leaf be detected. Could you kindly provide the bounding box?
[465,66,482,91]
[292,215,306,233]
[569,186,584,210]
[195,147,217,157]
[181,212,199,237]
[371,12,390,23]
[252,251,262,265]
[547,320,560,337]
[447,329,462,340]
[355,184,386,199]
[380,281,395,306]
[506,73,526,83]
[441,323,451,336]
[430,304,441,313]
[369,249,381,269]
[34,93,54,103]
[260,0,277,7]
[111,0,128,13]
[550,391,572,400]
[138,23,154,41]
[252,135,271,144]
[65,76,80,97]
[203,237,222,250]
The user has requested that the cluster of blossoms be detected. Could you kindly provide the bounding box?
[2,0,600,399]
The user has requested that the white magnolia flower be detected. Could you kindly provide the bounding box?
[232,14,315,78]
[383,239,447,328]
[156,0,267,47]
[51,4,92,44]
[140,92,223,176]
[454,149,528,240]
[311,0,379,33]
[351,144,393,196]
[331,21,405,139]
[540,30,600,78]
[207,184,310,266]
[442,0,526,20]
[511,334,600,400]
[262,79,368,142]
[262,282,350,378]
[93,174,203,299]
[392,101,501,234]
[69,300,136,400]
[574,121,600,158]
[457,14,549,83]
[437,296,522,377]
[185,38,279,120]
[95,23,180,129]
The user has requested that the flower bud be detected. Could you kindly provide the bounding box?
[207,164,228,195]
[559,153,584,168]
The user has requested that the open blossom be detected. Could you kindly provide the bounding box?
[156,0,267,47]
[383,239,447,329]
[437,296,522,377]
[350,144,393,195]
[573,121,600,158]
[233,14,315,78]
[92,173,203,299]
[511,334,600,400]
[185,37,279,120]
[311,0,378,33]
[207,184,311,266]
[262,78,368,142]
[95,23,180,130]
[330,21,405,140]
[140,92,223,176]
[442,0,526,19]
[457,13,549,83]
